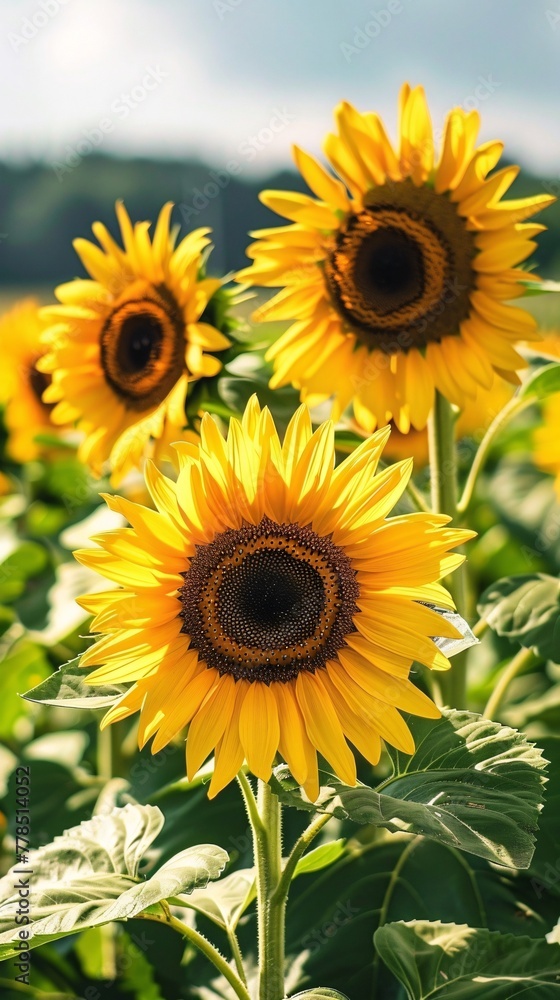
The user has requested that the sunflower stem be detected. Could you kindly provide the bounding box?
[457,396,530,516]
[255,780,285,1000]
[227,927,249,988]
[236,773,285,999]
[271,811,332,907]
[472,617,489,640]
[139,907,250,1000]
[428,391,469,709]
[97,725,113,782]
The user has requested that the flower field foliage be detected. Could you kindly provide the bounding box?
[1,84,560,1000]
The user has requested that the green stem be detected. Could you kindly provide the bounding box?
[428,392,458,519]
[95,726,117,978]
[457,396,529,515]
[484,647,541,720]
[237,773,285,1000]
[227,927,248,987]
[97,725,113,782]
[256,780,284,1000]
[428,392,469,708]
[472,617,489,640]
[271,812,332,907]
[140,908,250,1000]
[404,475,432,514]
[237,769,265,836]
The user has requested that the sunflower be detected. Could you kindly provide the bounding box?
[0,298,60,463]
[38,202,231,484]
[75,397,472,800]
[237,84,553,434]
[531,331,560,496]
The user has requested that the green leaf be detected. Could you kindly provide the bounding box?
[0,640,50,738]
[523,278,560,296]
[0,803,228,959]
[116,928,165,1000]
[284,833,551,1000]
[519,362,560,401]
[374,920,560,998]
[521,737,560,902]
[0,539,50,602]
[294,840,346,878]
[488,460,560,573]
[25,730,89,766]
[1,540,48,579]
[30,562,104,645]
[23,656,127,710]
[180,867,255,931]
[275,710,547,868]
[478,573,560,661]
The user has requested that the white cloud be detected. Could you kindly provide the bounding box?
[0,0,559,175]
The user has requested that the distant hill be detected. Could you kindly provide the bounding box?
[1,154,559,288]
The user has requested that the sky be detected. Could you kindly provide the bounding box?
[2,0,560,178]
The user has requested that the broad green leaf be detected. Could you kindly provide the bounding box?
[0,803,227,958]
[274,710,547,868]
[294,840,346,877]
[3,757,98,844]
[99,844,228,922]
[283,834,550,1000]
[31,562,107,645]
[503,683,560,730]
[25,730,89,766]
[0,640,50,738]
[116,928,165,1000]
[0,539,48,580]
[548,922,560,944]
[374,920,560,998]
[75,925,109,979]
[0,604,15,636]
[59,503,125,550]
[180,868,255,931]
[23,656,127,710]
[478,573,560,661]
[519,361,560,401]
[488,460,560,574]
[521,737,560,902]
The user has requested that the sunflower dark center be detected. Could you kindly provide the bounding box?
[178,516,359,683]
[324,179,476,354]
[354,228,424,310]
[100,283,186,412]
[219,548,326,644]
[116,314,163,374]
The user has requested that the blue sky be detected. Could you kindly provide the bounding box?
[2,0,559,176]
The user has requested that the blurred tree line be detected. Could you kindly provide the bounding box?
[0,153,559,287]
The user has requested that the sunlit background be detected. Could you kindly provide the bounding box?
[2,0,560,284]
